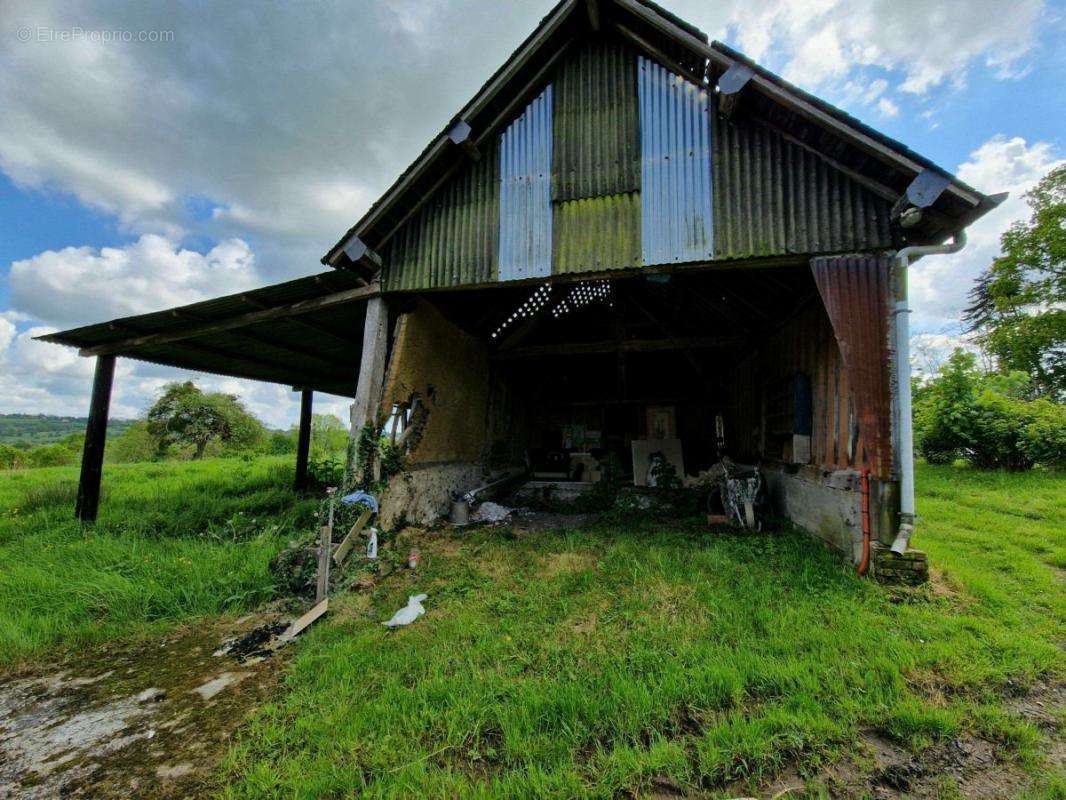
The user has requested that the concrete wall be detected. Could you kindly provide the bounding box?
[764,464,864,563]
[378,462,483,529]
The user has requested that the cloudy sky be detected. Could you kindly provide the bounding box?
[1,0,1063,427]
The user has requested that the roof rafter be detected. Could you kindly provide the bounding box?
[77,283,379,358]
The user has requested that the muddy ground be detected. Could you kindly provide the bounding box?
[0,609,294,799]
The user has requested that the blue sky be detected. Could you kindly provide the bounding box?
[1,0,1063,426]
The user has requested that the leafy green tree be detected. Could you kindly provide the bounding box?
[107,421,159,463]
[310,413,348,459]
[0,444,24,470]
[146,381,264,459]
[963,165,1065,399]
[914,349,1066,469]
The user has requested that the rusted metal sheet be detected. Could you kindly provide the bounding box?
[552,39,639,202]
[553,192,641,274]
[499,85,553,281]
[811,254,894,478]
[382,140,499,291]
[638,56,714,265]
[711,112,893,259]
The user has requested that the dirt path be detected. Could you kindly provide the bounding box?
[0,610,293,799]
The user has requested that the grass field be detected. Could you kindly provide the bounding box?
[0,456,317,665]
[0,460,1062,797]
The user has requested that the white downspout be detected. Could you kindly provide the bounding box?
[890,230,967,553]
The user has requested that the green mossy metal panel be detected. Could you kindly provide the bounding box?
[553,192,641,274]
[552,39,639,202]
[711,109,893,259]
[382,139,499,291]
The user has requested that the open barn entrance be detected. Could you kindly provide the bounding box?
[380,260,900,561]
[421,265,821,493]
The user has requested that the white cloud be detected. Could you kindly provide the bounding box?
[10,234,262,329]
[682,0,1046,99]
[876,96,899,117]
[0,0,1055,427]
[909,136,1064,333]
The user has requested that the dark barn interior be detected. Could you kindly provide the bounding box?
[424,265,822,486]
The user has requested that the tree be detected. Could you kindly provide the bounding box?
[914,349,1066,470]
[146,381,264,459]
[310,413,348,459]
[963,165,1066,399]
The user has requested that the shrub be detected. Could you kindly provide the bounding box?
[915,350,1066,470]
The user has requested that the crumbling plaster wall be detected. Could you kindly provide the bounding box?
[376,298,491,527]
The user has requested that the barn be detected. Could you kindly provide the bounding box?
[42,0,1003,577]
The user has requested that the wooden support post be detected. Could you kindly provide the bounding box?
[346,297,390,483]
[294,389,313,490]
[75,354,116,522]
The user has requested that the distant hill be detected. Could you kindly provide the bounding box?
[0,414,136,447]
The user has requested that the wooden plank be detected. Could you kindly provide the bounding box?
[316,524,332,603]
[281,599,328,640]
[79,283,379,357]
[333,508,373,566]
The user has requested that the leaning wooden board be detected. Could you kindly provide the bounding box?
[333,507,373,565]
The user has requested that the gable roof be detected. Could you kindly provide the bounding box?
[323,0,1002,272]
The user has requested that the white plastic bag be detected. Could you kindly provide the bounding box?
[382,594,427,628]
[366,527,378,560]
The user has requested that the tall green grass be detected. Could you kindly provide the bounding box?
[221,464,1064,798]
[0,457,318,666]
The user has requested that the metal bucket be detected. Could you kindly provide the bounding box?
[449,498,470,526]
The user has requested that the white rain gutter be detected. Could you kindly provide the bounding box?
[890,229,967,553]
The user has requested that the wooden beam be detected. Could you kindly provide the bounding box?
[612,22,706,87]
[294,389,313,490]
[75,355,115,522]
[164,311,350,373]
[492,336,746,360]
[80,283,379,358]
[717,62,754,120]
[612,0,981,207]
[346,297,390,483]
[240,292,362,348]
[585,0,601,31]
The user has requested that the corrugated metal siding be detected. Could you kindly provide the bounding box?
[711,111,894,259]
[726,302,871,473]
[553,192,641,274]
[499,85,553,281]
[638,56,714,265]
[552,40,639,202]
[811,254,894,478]
[382,140,499,291]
